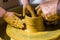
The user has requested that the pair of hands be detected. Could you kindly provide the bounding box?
[21,0,58,20]
[0,0,58,20]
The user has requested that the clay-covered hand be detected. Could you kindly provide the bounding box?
[35,0,58,21]
[4,12,24,29]
[0,7,6,18]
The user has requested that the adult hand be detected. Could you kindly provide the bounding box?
[35,0,58,21]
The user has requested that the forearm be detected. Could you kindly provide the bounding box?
[0,7,6,18]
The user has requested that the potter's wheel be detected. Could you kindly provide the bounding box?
[6,24,60,40]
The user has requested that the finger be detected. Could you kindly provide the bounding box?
[23,7,26,17]
[15,13,22,17]
[37,8,41,15]
[27,4,36,17]
[35,5,40,10]
[37,8,42,16]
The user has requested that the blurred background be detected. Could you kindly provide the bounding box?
[0,0,44,9]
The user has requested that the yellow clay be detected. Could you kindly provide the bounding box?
[6,24,60,40]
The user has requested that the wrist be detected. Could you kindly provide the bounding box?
[2,12,7,18]
[0,11,6,18]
